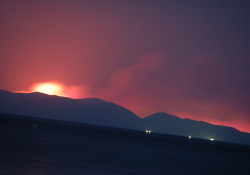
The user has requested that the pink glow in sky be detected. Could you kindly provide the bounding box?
[1,1,250,133]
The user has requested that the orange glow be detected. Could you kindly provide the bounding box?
[28,81,90,99]
[31,82,65,96]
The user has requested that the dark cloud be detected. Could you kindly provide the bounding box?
[95,51,250,132]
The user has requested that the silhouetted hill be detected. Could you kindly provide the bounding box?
[0,90,49,104]
[1,90,250,145]
[0,90,141,130]
[142,112,250,145]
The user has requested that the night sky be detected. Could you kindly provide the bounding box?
[1,0,250,133]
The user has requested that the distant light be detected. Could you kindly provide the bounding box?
[32,82,64,96]
[189,136,192,139]
[210,138,214,141]
[146,130,151,133]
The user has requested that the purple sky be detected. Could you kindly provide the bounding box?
[0,0,250,133]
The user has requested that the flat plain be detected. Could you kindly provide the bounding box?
[1,113,249,175]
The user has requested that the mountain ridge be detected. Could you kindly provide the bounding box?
[0,90,250,145]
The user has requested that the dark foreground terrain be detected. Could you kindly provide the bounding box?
[1,113,250,175]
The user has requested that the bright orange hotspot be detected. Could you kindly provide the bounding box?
[31,82,65,96]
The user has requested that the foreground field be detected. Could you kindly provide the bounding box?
[1,113,249,174]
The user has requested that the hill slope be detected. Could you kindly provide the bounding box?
[0,90,141,130]
[142,112,250,145]
[1,90,250,145]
